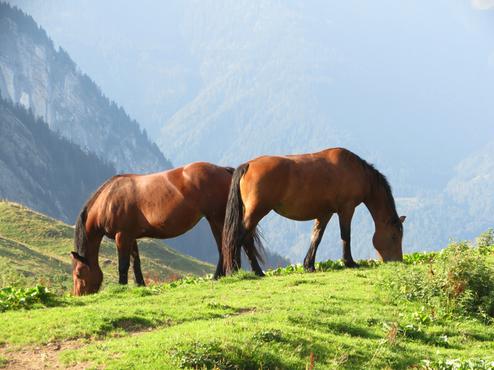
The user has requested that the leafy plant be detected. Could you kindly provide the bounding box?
[403,251,437,265]
[382,240,494,320]
[421,358,494,370]
[476,228,494,255]
[0,285,55,311]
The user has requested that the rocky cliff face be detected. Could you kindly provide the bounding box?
[0,98,115,222]
[0,4,171,173]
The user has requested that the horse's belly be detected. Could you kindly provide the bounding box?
[143,209,203,239]
[273,200,335,221]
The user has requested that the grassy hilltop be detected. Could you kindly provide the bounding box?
[0,201,213,291]
[0,202,493,369]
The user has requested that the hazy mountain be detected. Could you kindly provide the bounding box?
[0,97,115,222]
[4,1,494,262]
[0,3,288,269]
[0,3,171,173]
[446,141,494,234]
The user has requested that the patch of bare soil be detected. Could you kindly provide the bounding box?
[0,341,92,370]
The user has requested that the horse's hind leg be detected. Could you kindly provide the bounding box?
[304,214,332,272]
[338,207,359,268]
[131,241,145,286]
[115,232,133,284]
[240,204,270,275]
[243,235,264,276]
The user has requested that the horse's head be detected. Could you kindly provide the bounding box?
[372,215,406,262]
[71,252,103,295]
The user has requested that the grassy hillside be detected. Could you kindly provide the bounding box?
[0,243,493,369]
[0,201,213,291]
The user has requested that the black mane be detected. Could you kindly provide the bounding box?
[74,175,124,256]
[354,154,400,225]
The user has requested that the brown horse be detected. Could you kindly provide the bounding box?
[222,148,406,274]
[71,162,264,295]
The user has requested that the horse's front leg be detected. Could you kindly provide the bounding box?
[115,232,132,284]
[131,241,145,286]
[338,207,359,268]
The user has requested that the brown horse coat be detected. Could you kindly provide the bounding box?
[222,148,405,274]
[71,162,263,295]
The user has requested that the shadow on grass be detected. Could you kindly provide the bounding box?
[288,315,380,340]
[219,271,262,284]
[96,315,158,335]
[170,339,290,370]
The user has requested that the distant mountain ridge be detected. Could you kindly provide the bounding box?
[0,97,115,222]
[0,3,171,173]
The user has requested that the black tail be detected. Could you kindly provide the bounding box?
[222,163,264,274]
[74,206,89,258]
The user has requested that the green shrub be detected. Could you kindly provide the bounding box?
[382,241,494,320]
[0,285,55,311]
[476,228,494,248]
[403,251,437,265]
[421,358,494,370]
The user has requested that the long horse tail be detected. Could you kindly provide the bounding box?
[222,163,264,274]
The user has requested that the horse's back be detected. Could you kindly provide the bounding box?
[88,169,195,237]
[243,148,369,219]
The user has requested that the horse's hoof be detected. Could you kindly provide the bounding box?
[344,260,360,268]
[255,270,265,277]
[304,265,316,273]
[212,273,224,280]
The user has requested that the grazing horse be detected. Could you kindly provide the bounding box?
[222,148,406,274]
[71,162,264,295]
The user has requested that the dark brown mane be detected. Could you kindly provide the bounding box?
[74,175,127,256]
[354,155,400,224]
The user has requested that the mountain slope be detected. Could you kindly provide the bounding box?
[0,3,171,173]
[0,98,115,222]
[0,201,214,290]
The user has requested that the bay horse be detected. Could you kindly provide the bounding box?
[71,162,264,295]
[222,148,406,274]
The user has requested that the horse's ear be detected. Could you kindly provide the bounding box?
[71,252,88,265]
[399,215,406,223]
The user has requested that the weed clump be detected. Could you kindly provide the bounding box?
[421,358,494,370]
[0,285,56,311]
[383,240,494,320]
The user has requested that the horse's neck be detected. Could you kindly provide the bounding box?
[364,185,396,229]
[83,238,101,268]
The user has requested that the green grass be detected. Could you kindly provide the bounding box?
[0,259,493,369]
[0,201,214,291]
[0,201,493,369]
